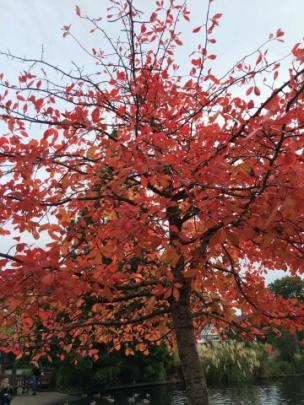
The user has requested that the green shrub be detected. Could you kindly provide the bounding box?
[294,354,304,373]
[53,344,172,389]
[269,330,299,362]
[55,357,94,389]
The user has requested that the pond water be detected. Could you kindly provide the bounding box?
[71,376,304,405]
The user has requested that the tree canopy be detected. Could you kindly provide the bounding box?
[269,276,304,301]
[0,1,303,404]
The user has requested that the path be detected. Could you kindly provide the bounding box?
[12,391,78,404]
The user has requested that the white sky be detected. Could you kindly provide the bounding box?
[0,0,303,283]
[0,1,303,76]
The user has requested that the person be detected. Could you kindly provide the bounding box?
[0,378,13,405]
[32,364,41,395]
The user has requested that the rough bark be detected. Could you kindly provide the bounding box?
[172,298,209,405]
[167,205,209,404]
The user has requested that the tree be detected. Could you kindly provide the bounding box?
[269,276,304,301]
[268,276,304,361]
[0,1,304,404]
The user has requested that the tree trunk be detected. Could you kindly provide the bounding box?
[172,299,209,405]
[167,205,208,404]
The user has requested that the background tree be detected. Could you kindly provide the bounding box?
[268,276,304,362]
[0,1,304,404]
[269,276,304,301]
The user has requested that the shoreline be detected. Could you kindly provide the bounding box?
[63,373,304,397]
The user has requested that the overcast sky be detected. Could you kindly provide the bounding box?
[0,0,303,283]
[0,0,303,76]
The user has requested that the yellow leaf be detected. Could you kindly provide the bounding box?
[87,146,97,159]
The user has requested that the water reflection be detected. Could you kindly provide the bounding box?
[208,377,304,405]
[72,376,304,405]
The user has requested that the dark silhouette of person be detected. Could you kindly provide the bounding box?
[32,364,41,395]
[0,378,13,405]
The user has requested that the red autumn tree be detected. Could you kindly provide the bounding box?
[0,1,304,404]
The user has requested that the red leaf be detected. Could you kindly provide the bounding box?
[0,228,10,236]
[117,106,126,115]
[292,43,304,63]
[246,87,253,96]
[213,13,223,20]
[43,129,58,141]
[247,99,254,109]
[254,86,261,96]
[117,71,126,81]
[276,28,284,38]
[150,12,157,22]
[35,98,44,113]
[191,58,201,66]
[16,243,26,253]
[256,53,262,65]
[92,108,100,123]
[175,38,183,46]
[41,273,54,288]
[75,5,81,16]
[192,26,202,33]
[8,119,14,132]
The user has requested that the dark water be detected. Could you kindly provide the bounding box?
[71,376,304,404]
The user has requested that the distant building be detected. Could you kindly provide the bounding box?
[200,325,220,343]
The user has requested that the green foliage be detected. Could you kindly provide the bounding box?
[258,351,303,378]
[268,276,304,363]
[270,330,299,362]
[53,340,304,390]
[55,357,94,389]
[293,353,304,374]
[95,345,171,385]
[269,276,304,301]
[54,344,173,389]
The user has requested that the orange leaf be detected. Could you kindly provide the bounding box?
[87,146,97,159]
[163,246,180,267]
